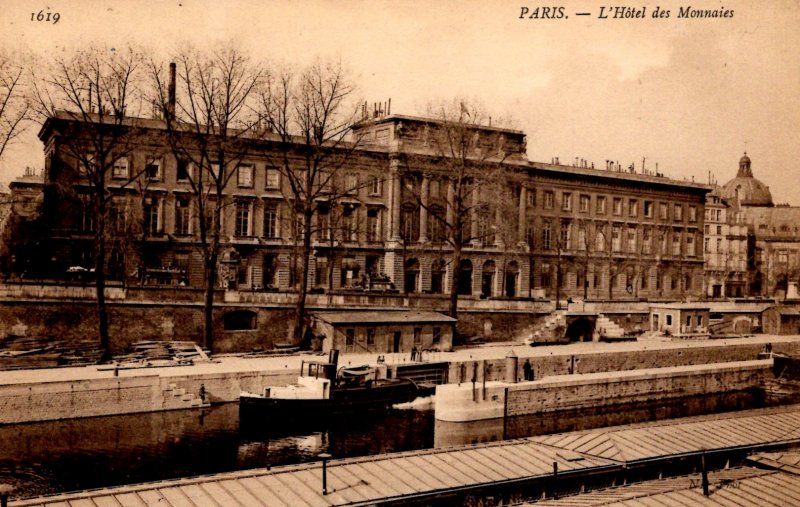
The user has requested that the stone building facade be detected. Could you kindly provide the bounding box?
[719,153,800,298]
[26,111,709,301]
[703,190,749,298]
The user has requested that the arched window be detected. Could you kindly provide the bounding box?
[431,258,446,294]
[481,260,496,298]
[404,258,420,294]
[458,259,473,295]
[505,261,519,297]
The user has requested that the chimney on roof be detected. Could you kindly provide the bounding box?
[167,62,177,121]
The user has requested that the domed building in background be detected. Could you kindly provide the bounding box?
[716,153,800,299]
[719,153,774,208]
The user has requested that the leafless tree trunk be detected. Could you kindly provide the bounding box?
[150,46,262,352]
[256,60,363,345]
[30,46,145,358]
[412,100,511,319]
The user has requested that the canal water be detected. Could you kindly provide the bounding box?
[0,389,784,500]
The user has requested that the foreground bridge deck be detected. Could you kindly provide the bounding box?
[12,404,800,507]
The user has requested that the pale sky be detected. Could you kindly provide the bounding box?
[2,0,799,203]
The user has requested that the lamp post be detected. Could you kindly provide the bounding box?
[319,453,332,495]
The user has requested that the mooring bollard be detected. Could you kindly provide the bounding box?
[319,453,332,495]
[0,483,15,507]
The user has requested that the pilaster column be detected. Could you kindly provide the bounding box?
[517,187,527,246]
[494,206,504,248]
[389,157,402,242]
[419,175,429,243]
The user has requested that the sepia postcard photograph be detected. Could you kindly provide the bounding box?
[0,1,799,505]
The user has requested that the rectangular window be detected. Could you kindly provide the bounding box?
[370,176,383,196]
[342,205,357,241]
[612,225,621,252]
[527,188,536,207]
[345,173,359,194]
[112,157,129,179]
[543,191,554,209]
[174,197,191,235]
[367,328,375,346]
[628,199,638,217]
[704,224,710,234]
[345,329,355,346]
[265,168,280,189]
[145,158,161,181]
[235,202,251,237]
[144,196,161,235]
[542,222,552,250]
[237,164,254,188]
[674,204,683,221]
[562,192,572,211]
[263,204,278,238]
[560,223,570,249]
[579,194,590,213]
[644,201,653,218]
[413,327,422,344]
[688,205,697,222]
[687,235,695,256]
[672,231,681,255]
[716,225,722,235]
[541,263,551,288]
[660,202,668,220]
[613,197,623,216]
[627,227,636,252]
[643,228,652,254]
[596,196,607,214]
[367,208,381,242]
[432,327,441,344]
[177,158,190,182]
[577,226,587,250]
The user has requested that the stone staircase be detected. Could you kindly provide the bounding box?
[527,310,568,343]
[595,314,626,340]
[163,383,210,410]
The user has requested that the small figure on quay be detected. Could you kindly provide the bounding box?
[523,359,534,381]
[199,384,206,403]
[411,346,418,362]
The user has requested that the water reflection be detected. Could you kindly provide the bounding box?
[0,404,434,500]
[0,388,784,500]
[435,389,769,447]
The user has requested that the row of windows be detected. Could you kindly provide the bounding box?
[90,156,385,196]
[533,222,700,256]
[532,190,697,222]
[537,265,696,291]
[344,327,442,347]
[91,196,383,242]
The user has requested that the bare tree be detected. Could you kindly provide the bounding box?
[150,46,263,352]
[30,46,147,358]
[0,51,30,164]
[411,99,512,319]
[255,59,364,344]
